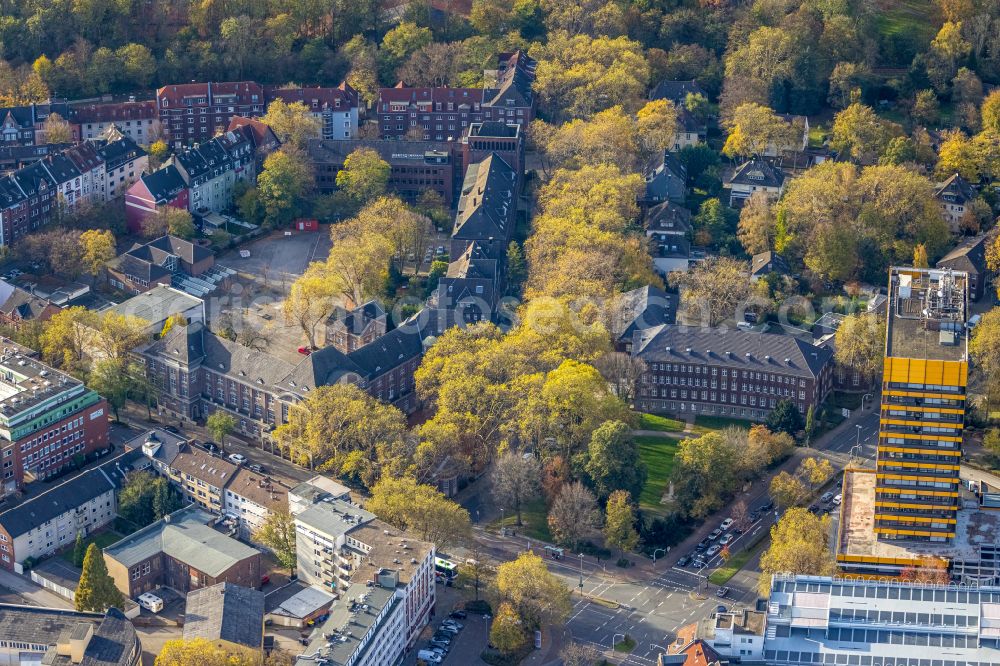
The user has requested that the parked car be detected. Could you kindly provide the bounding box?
[432,633,452,643]
[449,610,467,619]
[718,534,733,546]
[417,649,442,663]
[260,575,270,586]
[248,463,266,474]
[809,504,821,514]
[692,556,706,568]
[821,492,834,503]
[297,346,313,356]
[676,555,691,567]
[442,620,463,629]
[438,625,459,636]
[708,529,723,540]
[162,425,180,434]
[760,500,775,512]
[203,442,219,453]
[696,537,711,551]
[720,518,733,530]
[430,640,450,651]
[833,493,842,505]
[228,453,246,465]
[706,545,721,557]
[716,605,728,614]
[137,592,163,613]
[717,587,730,598]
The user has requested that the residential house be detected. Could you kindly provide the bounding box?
[63,141,107,209]
[643,152,687,205]
[378,51,536,141]
[674,107,707,151]
[292,496,435,646]
[645,200,692,275]
[633,325,834,420]
[307,138,456,205]
[157,82,265,148]
[266,83,360,140]
[107,235,216,295]
[184,582,265,655]
[0,102,74,146]
[936,232,991,301]
[72,100,159,143]
[103,505,261,597]
[649,80,706,105]
[40,152,83,213]
[0,340,110,495]
[127,428,189,476]
[170,129,255,215]
[661,640,726,666]
[107,285,205,334]
[0,605,140,666]
[288,476,350,516]
[749,251,790,282]
[726,157,786,207]
[223,468,289,538]
[325,301,387,353]
[0,449,143,572]
[612,284,677,352]
[449,153,517,260]
[767,114,809,156]
[164,443,238,512]
[935,172,978,230]
[0,143,72,172]
[124,164,189,233]
[226,116,281,170]
[0,280,61,330]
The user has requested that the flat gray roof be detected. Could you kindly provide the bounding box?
[294,499,375,540]
[109,285,203,324]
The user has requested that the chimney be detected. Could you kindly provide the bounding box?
[59,623,93,664]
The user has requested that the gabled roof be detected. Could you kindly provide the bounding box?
[634,325,832,378]
[729,157,785,188]
[42,152,81,183]
[226,117,280,154]
[157,81,264,106]
[105,506,259,577]
[750,250,790,277]
[64,141,103,174]
[12,160,55,194]
[96,133,145,169]
[650,80,706,104]
[0,450,144,539]
[379,85,484,107]
[142,321,207,367]
[329,300,386,335]
[934,172,977,204]
[484,52,535,108]
[345,308,457,379]
[184,582,264,649]
[139,164,187,203]
[936,233,990,275]
[0,279,58,322]
[265,82,358,109]
[646,200,693,234]
[127,235,213,267]
[72,100,157,124]
[170,443,238,488]
[452,154,516,243]
[614,285,677,343]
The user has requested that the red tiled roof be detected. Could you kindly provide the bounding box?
[265,82,358,109]
[156,81,263,106]
[378,86,483,106]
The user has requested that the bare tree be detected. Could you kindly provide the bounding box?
[560,642,602,666]
[595,352,646,404]
[492,452,542,526]
[731,498,750,531]
[547,482,599,550]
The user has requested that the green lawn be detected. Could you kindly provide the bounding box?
[59,530,123,565]
[707,538,768,585]
[614,635,637,653]
[808,124,827,149]
[875,0,937,40]
[636,435,681,515]
[495,498,552,542]
[637,412,685,433]
[691,415,754,435]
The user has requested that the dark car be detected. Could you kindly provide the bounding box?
[716,604,728,614]
[161,425,180,434]
[717,587,730,598]
[708,528,723,540]
[449,610,467,619]
[760,500,775,512]
[248,463,267,474]
[676,555,691,567]
[203,441,219,453]
[696,538,710,551]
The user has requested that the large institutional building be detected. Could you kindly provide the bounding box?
[838,267,1000,582]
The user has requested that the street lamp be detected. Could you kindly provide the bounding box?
[861,393,873,410]
[650,643,668,655]
[578,553,584,595]
[855,423,863,447]
[499,508,505,535]
[612,633,625,651]
[652,548,666,564]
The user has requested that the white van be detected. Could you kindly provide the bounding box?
[137,592,163,613]
[417,649,443,663]
[967,314,982,329]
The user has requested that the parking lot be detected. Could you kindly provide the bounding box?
[402,585,488,665]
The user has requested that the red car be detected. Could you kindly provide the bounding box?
[261,575,270,586]
[297,346,313,356]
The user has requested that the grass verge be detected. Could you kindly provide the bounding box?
[494,498,552,542]
[707,537,768,586]
[635,435,681,515]
[60,530,122,565]
[691,415,753,435]
[637,412,685,432]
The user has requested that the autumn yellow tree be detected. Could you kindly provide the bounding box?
[936,130,983,181]
[833,313,886,389]
[830,103,891,164]
[636,98,678,160]
[282,262,336,349]
[366,476,471,549]
[155,637,259,666]
[798,457,834,491]
[261,98,322,148]
[80,229,116,284]
[670,256,750,326]
[534,107,640,172]
[326,217,394,306]
[722,102,798,159]
[336,147,390,204]
[42,112,73,144]
[492,551,571,628]
[758,508,837,596]
[769,471,808,509]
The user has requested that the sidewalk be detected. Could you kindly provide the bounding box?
[0,568,73,609]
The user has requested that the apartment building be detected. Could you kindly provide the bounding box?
[0,102,74,146]
[292,494,435,647]
[223,467,289,538]
[633,326,834,420]
[170,128,255,214]
[0,340,110,495]
[325,301,387,353]
[107,234,216,295]
[460,121,524,179]
[72,99,159,143]
[0,604,141,666]
[103,505,261,597]
[763,574,1000,665]
[266,83,360,140]
[0,449,144,572]
[123,164,189,233]
[449,153,516,260]
[378,51,536,141]
[157,82,265,147]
